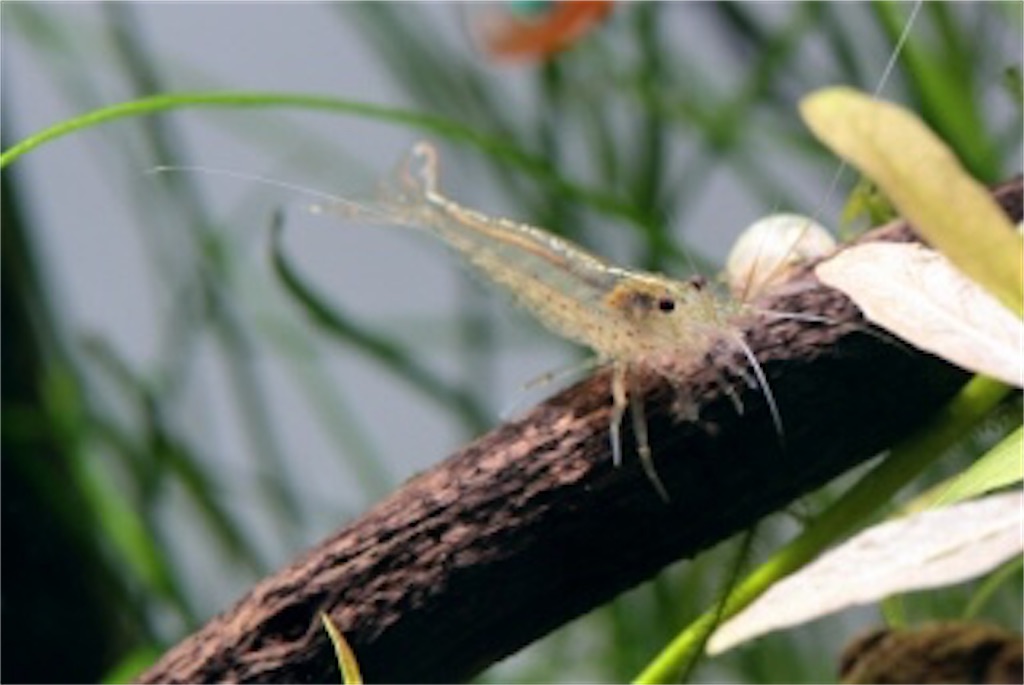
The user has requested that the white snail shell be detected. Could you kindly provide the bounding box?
[726,213,836,299]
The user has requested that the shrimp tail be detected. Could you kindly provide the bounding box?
[314,142,441,227]
[386,142,441,203]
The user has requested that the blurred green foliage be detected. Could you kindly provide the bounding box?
[2,3,1021,683]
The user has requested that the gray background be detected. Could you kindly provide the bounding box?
[5,2,1021,679]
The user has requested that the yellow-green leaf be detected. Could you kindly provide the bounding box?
[321,612,363,685]
[913,426,1024,511]
[800,87,1024,317]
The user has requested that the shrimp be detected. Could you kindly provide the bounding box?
[147,1,925,502]
[319,142,779,501]
[145,2,926,503]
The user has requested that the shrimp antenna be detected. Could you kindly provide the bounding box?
[808,0,922,220]
[145,164,399,226]
[499,355,603,421]
[727,331,784,448]
[739,0,924,301]
[736,2,924,425]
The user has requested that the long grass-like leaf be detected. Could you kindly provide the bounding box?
[81,337,268,571]
[0,90,654,231]
[916,425,1024,510]
[321,612,363,684]
[269,213,491,434]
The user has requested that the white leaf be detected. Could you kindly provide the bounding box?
[707,490,1024,655]
[815,242,1024,387]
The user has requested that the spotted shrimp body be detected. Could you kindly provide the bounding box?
[325,143,774,501]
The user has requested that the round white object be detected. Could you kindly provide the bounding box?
[726,213,836,299]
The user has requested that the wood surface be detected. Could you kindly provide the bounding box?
[140,179,1023,684]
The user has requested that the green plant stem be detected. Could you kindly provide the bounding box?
[0,90,648,229]
[676,528,759,682]
[962,556,1024,619]
[881,594,909,629]
[0,92,456,167]
[633,375,1012,684]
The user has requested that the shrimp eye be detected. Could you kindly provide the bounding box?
[657,298,676,313]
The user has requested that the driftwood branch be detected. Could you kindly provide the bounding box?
[141,179,1022,684]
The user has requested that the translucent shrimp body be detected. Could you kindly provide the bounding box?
[348,145,717,354]
[327,143,767,501]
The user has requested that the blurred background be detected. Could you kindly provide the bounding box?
[3,2,1022,682]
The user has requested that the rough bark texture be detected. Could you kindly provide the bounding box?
[140,179,1022,684]
[840,622,1024,684]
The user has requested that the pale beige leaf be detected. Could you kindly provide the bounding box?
[815,242,1023,387]
[800,87,1024,316]
[707,491,1023,655]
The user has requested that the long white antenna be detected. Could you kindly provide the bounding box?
[809,0,924,222]
[146,165,394,224]
[733,2,924,442]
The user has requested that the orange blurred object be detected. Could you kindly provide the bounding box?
[476,1,614,62]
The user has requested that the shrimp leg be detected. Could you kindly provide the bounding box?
[609,361,670,501]
[629,376,670,502]
[609,362,628,467]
